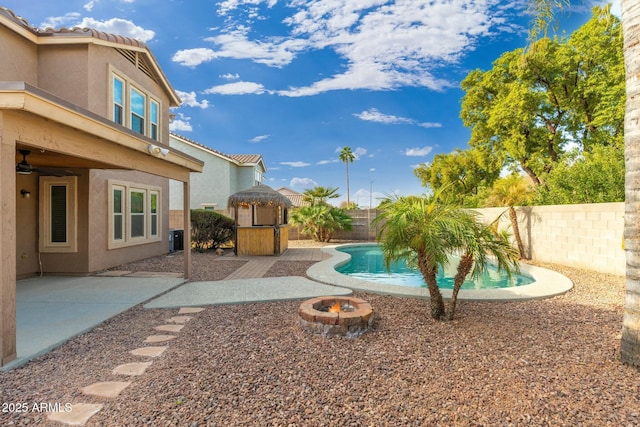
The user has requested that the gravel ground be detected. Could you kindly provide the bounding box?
[1,241,639,426]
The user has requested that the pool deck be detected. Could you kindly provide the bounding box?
[306,243,574,301]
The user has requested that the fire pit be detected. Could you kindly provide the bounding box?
[298,296,373,337]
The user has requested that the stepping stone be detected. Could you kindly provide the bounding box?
[167,316,192,324]
[47,403,103,426]
[81,381,131,399]
[144,334,177,343]
[130,346,167,358]
[154,324,184,333]
[178,307,204,314]
[112,361,153,376]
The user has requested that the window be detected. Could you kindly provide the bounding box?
[130,88,145,135]
[108,180,161,249]
[110,69,161,139]
[112,185,125,242]
[39,176,77,253]
[254,169,263,186]
[150,191,159,237]
[150,100,159,140]
[113,76,124,125]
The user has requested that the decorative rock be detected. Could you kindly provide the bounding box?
[129,346,167,358]
[144,334,177,343]
[112,361,153,376]
[47,403,103,425]
[81,381,131,398]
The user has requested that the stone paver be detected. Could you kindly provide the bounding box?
[81,381,132,398]
[154,324,184,333]
[166,316,192,324]
[143,334,177,343]
[112,361,153,376]
[47,403,103,426]
[178,307,204,314]
[129,346,167,357]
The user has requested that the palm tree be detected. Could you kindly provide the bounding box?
[485,174,534,260]
[621,0,640,367]
[372,193,519,320]
[302,186,339,206]
[339,146,356,207]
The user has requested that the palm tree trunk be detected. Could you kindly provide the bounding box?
[622,0,640,366]
[346,162,350,206]
[509,206,527,260]
[447,253,474,321]
[418,256,445,319]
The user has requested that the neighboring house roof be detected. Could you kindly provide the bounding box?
[276,187,307,207]
[0,7,180,107]
[170,133,267,173]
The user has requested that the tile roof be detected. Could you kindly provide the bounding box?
[170,133,264,167]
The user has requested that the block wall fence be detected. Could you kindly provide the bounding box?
[288,203,626,276]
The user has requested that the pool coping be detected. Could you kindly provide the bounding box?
[306,243,574,301]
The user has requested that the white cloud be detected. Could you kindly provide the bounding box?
[202,27,306,68]
[169,112,193,132]
[83,1,95,12]
[175,90,210,109]
[290,177,318,187]
[203,81,270,95]
[41,13,82,28]
[317,159,339,165]
[220,73,240,80]
[250,134,270,143]
[354,108,442,128]
[218,0,279,16]
[77,17,155,42]
[405,146,433,157]
[172,48,217,67]
[281,161,310,167]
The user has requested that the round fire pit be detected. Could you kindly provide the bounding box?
[298,296,373,337]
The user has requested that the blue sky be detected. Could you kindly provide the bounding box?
[3,0,620,206]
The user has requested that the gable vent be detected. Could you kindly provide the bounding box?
[116,48,156,82]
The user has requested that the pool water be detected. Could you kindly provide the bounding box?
[335,245,535,290]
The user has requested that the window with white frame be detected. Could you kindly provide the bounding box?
[108,180,161,249]
[39,176,77,253]
[110,69,161,140]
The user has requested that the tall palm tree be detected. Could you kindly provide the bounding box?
[372,193,519,320]
[485,174,534,260]
[621,0,640,367]
[339,146,356,207]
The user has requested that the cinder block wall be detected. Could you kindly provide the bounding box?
[474,202,625,276]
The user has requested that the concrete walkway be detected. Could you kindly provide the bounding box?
[4,275,186,371]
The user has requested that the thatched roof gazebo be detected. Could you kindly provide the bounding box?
[228,184,292,255]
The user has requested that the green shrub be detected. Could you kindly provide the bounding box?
[190,209,235,252]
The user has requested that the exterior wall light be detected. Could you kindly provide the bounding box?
[148,144,170,157]
[20,189,31,198]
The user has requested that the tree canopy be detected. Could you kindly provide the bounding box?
[415,5,624,206]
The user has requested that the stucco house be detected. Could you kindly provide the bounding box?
[0,8,202,366]
[169,133,266,226]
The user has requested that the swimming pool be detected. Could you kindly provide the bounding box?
[335,245,535,290]
[305,243,574,301]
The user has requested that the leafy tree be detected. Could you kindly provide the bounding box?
[485,175,535,259]
[372,193,518,320]
[534,144,624,205]
[190,209,235,253]
[460,6,623,188]
[339,146,356,206]
[414,148,500,207]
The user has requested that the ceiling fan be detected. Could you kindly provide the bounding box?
[16,149,79,176]
[16,149,37,175]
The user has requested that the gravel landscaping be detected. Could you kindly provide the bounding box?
[1,241,639,426]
